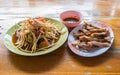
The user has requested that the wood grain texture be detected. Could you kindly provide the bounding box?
[0,0,120,75]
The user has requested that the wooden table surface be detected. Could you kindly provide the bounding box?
[0,0,120,75]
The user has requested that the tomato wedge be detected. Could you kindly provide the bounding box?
[38,17,46,23]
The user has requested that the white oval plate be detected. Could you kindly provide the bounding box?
[68,21,114,57]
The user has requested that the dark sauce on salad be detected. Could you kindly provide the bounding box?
[63,17,79,23]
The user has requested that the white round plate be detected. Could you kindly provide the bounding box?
[68,21,114,57]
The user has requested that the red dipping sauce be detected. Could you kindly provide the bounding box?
[60,10,82,31]
[63,17,79,23]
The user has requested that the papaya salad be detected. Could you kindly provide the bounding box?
[12,17,62,53]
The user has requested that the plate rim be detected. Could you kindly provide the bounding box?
[67,20,114,57]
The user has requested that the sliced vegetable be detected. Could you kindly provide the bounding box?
[27,33,32,43]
